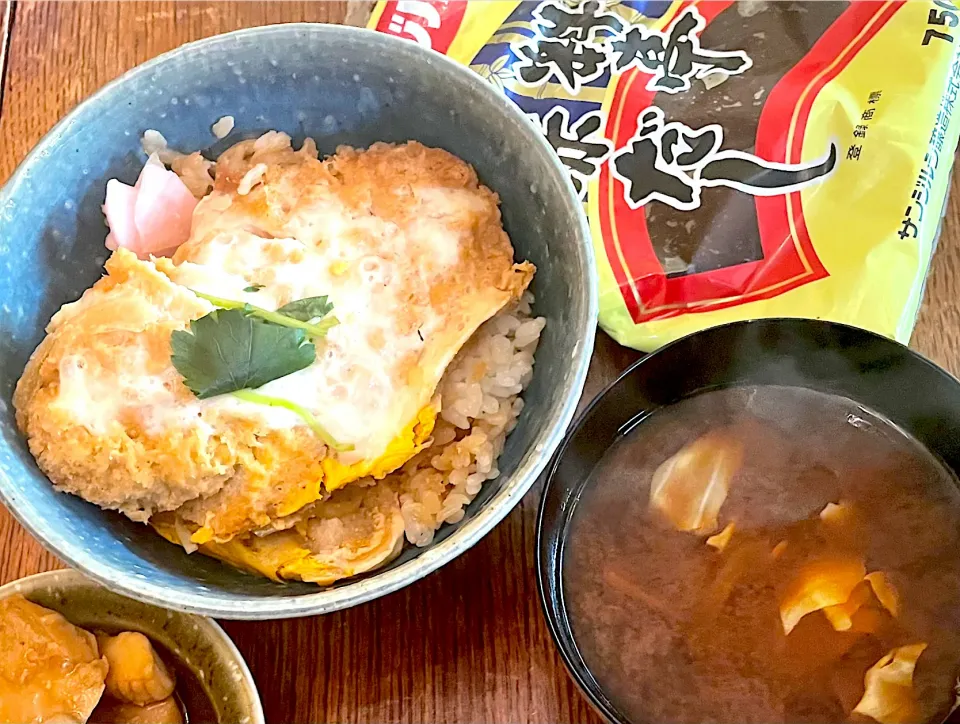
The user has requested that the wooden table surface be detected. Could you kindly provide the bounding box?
[1,2,958,722]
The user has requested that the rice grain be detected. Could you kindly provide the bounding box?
[392,297,545,545]
[211,116,235,139]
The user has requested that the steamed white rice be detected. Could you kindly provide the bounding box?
[395,292,544,547]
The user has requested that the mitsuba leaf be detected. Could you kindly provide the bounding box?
[171,309,316,399]
[190,289,336,337]
[276,295,333,322]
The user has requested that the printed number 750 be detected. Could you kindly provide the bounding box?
[925,0,959,45]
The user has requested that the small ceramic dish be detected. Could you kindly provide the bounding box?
[0,569,263,724]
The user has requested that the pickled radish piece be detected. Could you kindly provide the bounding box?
[103,154,196,259]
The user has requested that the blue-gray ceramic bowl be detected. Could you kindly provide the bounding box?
[0,24,597,618]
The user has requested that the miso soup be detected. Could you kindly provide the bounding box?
[563,385,960,724]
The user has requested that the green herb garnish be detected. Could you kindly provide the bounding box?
[172,290,348,447]
[190,289,338,338]
[171,309,316,399]
[276,296,333,322]
[276,296,338,335]
[243,284,264,292]
[232,389,351,451]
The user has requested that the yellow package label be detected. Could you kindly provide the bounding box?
[370,0,960,351]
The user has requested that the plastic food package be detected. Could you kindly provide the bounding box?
[369,0,960,351]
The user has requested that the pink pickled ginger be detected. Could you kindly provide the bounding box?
[103,154,197,258]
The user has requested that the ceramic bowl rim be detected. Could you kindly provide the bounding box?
[0,568,265,724]
[0,23,598,619]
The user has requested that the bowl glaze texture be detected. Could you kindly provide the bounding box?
[0,24,597,618]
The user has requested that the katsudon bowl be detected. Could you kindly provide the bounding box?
[0,25,596,618]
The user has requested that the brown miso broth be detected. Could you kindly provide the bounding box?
[563,385,960,724]
[167,644,219,724]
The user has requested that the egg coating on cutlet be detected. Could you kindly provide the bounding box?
[15,139,532,545]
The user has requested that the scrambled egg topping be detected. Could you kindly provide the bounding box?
[14,138,531,567]
[154,481,407,584]
[183,402,436,545]
[320,403,438,495]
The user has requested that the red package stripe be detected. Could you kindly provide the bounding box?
[374,1,467,53]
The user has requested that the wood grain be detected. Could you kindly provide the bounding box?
[0,1,10,105]
[0,2,958,723]
[912,186,960,374]
[0,1,354,180]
